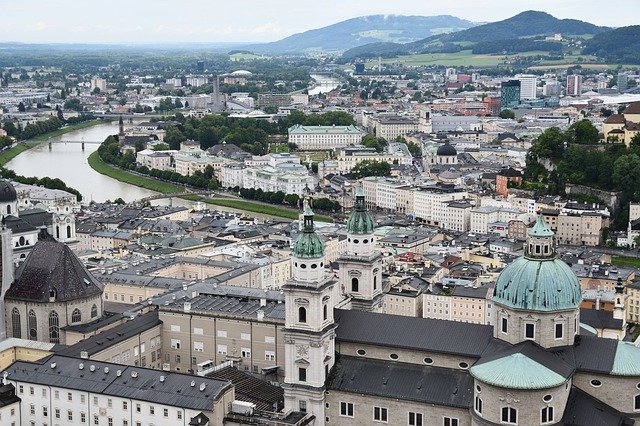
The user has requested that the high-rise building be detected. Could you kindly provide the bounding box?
[501,80,521,109]
[515,74,537,100]
[566,74,583,96]
[618,73,629,92]
[543,81,562,97]
[196,60,205,73]
[90,77,107,93]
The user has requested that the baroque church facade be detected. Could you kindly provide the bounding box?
[283,197,640,425]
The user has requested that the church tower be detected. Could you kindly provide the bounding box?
[337,187,383,311]
[282,201,336,422]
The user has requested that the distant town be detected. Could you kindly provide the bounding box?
[1,7,640,426]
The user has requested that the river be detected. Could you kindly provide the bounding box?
[308,74,341,95]
[5,122,164,203]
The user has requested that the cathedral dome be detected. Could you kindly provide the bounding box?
[346,188,374,235]
[293,204,325,259]
[436,141,457,157]
[0,180,17,202]
[492,216,582,312]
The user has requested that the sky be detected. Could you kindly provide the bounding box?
[0,0,638,44]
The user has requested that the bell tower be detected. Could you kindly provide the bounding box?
[282,201,335,423]
[337,187,383,311]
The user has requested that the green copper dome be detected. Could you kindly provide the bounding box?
[293,203,325,259]
[470,353,566,390]
[346,188,375,235]
[493,215,582,311]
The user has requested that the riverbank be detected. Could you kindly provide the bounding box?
[0,120,102,166]
[87,152,185,194]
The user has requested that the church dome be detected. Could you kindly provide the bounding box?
[0,180,17,202]
[492,216,582,312]
[293,203,325,259]
[436,141,457,156]
[346,188,374,235]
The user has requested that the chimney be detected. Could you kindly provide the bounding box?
[184,302,191,312]
[257,310,264,321]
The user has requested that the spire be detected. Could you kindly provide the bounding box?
[616,277,625,294]
[525,215,556,259]
[302,197,315,232]
[293,198,325,259]
[346,186,374,235]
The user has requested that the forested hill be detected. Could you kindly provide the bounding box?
[582,26,640,64]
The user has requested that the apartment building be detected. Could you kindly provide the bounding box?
[470,206,520,234]
[413,185,468,226]
[160,295,285,379]
[442,200,473,232]
[556,212,605,246]
[450,285,492,325]
[371,116,419,140]
[287,124,365,150]
[6,354,235,426]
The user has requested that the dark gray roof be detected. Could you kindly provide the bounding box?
[561,387,635,426]
[6,240,103,302]
[59,311,161,357]
[6,355,231,410]
[3,215,36,234]
[564,335,618,374]
[580,308,624,331]
[334,308,503,358]
[19,208,52,227]
[328,355,473,408]
[0,180,17,202]
[208,366,283,411]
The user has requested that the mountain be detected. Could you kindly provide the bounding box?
[582,26,640,64]
[344,11,608,58]
[246,15,477,53]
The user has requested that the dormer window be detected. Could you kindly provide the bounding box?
[49,288,57,301]
[525,323,535,340]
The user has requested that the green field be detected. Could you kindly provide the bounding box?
[370,49,607,68]
[205,198,333,222]
[229,52,265,61]
[0,120,102,167]
[611,256,640,268]
[87,152,186,194]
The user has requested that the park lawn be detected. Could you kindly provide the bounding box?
[0,120,103,167]
[371,50,505,68]
[229,52,265,61]
[87,152,185,194]
[611,256,640,268]
[205,198,333,222]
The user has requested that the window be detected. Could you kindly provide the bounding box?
[80,412,86,423]
[357,349,366,356]
[265,351,275,361]
[11,308,21,338]
[389,353,399,360]
[150,406,155,415]
[164,409,169,418]
[323,304,328,321]
[408,412,423,426]
[55,409,60,419]
[424,357,433,365]
[373,406,388,422]
[94,415,99,425]
[351,277,359,292]
[68,392,72,401]
[241,333,251,340]
[525,323,535,340]
[136,403,141,413]
[28,310,37,340]
[459,362,469,369]
[590,379,602,387]
[194,342,204,352]
[299,367,307,382]
[91,304,98,318]
[49,311,60,343]
[501,407,517,424]
[170,324,180,332]
[30,404,35,415]
[217,345,227,355]
[340,402,354,417]
[68,410,73,421]
[177,412,182,420]
[107,418,113,426]
[443,418,459,426]
[541,406,554,423]
[635,395,640,411]
[123,401,128,410]
[43,406,48,417]
[170,339,181,349]
[543,394,552,403]
[72,308,82,323]
[374,275,377,290]
[501,317,508,334]
[241,348,251,358]
[299,400,307,413]
[298,306,307,323]
[475,397,483,414]
[194,327,203,335]
[555,323,564,339]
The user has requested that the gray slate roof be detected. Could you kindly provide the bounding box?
[328,355,473,408]
[6,355,231,410]
[6,240,103,302]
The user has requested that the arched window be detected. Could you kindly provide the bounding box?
[72,308,81,323]
[298,307,307,323]
[91,304,98,318]
[323,304,328,321]
[475,396,483,415]
[49,288,57,301]
[49,311,60,344]
[541,406,554,424]
[28,310,37,340]
[56,226,60,239]
[6,205,10,215]
[373,275,377,290]
[66,225,71,239]
[351,277,359,292]
[635,395,640,411]
[11,308,21,339]
[18,236,25,246]
[501,407,517,424]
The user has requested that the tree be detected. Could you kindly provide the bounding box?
[2,122,18,137]
[361,134,386,153]
[499,109,515,119]
[613,154,640,200]
[164,127,186,150]
[631,133,640,148]
[566,119,599,145]
[532,127,565,159]
[351,160,391,178]
[64,98,83,112]
[18,102,26,112]
[92,87,101,95]
[112,198,126,205]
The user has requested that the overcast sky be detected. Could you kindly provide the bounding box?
[0,0,637,44]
